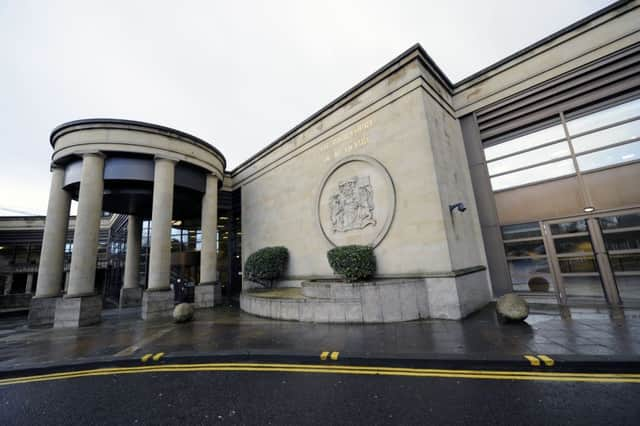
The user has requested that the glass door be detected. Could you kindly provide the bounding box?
[542,217,611,304]
[597,210,640,303]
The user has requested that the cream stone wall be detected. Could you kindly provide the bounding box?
[420,92,487,272]
[238,56,489,293]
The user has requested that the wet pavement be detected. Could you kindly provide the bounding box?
[0,303,639,370]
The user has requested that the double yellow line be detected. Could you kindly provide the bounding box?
[1,363,639,386]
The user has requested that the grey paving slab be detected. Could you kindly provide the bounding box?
[0,304,639,369]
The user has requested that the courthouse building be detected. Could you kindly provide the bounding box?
[1,0,639,327]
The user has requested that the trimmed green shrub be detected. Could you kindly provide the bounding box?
[244,246,289,288]
[327,245,376,282]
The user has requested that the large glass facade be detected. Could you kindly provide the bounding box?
[500,211,640,305]
[104,189,243,304]
[485,97,640,191]
[487,97,640,305]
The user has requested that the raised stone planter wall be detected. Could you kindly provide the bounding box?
[241,279,431,323]
[241,268,490,323]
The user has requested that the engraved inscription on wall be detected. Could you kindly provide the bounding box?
[329,175,376,233]
[320,119,373,162]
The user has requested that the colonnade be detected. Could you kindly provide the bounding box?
[29,153,219,327]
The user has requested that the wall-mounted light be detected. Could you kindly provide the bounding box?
[583,206,595,213]
[449,202,467,213]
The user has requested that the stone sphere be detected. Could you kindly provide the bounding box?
[496,293,529,323]
[173,303,194,323]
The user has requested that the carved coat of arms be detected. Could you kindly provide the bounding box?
[329,175,376,233]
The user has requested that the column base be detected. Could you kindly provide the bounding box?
[53,295,102,328]
[142,290,174,320]
[28,296,60,328]
[119,287,143,308]
[194,283,220,308]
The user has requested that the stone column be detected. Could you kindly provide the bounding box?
[25,273,34,294]
[120,215,143,307]
[54,152,105,328]
[34,165,71,297]
[142,157,177,320]
[29,165,71,327]
[195,174,219,308]
[3,274,13,295]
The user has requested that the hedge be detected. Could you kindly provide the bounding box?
[327,245,376,282]
[244,246,289,287]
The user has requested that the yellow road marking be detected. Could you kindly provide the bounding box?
[152,352,165,362]
[538,355,555,367]
[1,363,639,386]
[524,355,540,366]
[115,328,173,357]
[330,352,339,361]
[140,353,153,363]
[320,352,329,361]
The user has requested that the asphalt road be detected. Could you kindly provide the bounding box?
[1,363,639,425]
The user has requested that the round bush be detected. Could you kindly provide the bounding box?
[327,245,376,282]
[244,246,289,287]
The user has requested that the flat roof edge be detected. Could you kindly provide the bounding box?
[50,118,227,170]
[453,0,633,88]
[231,43,451,175]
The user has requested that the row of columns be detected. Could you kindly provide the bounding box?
[2,273,35,295]
[31,152,219,327]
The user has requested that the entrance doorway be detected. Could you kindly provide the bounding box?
[542,209,640,305]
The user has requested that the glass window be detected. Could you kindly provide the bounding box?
[571,119,640,153]
[554,236,594,254]
[549,219,588,235]
[610,253,640,272]
[599,213,640,230]
[501,222,542,240]
[563,275,605,298]
[484,124,565,161]
[487,141,570,176]
[490,159,575,191]
[504,240,546,257]
[602,230,640,251]
[576,140,640,171]
[566,98,640,135]
[507,258,553,292]
[558,256,599,273]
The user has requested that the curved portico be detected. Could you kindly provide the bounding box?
[30,119,226,327]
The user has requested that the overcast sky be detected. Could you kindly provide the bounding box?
[0,0,613,216]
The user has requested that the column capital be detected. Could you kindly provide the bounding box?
[77,151,106,159]
[206,172,221,181]
[153,154,180,164]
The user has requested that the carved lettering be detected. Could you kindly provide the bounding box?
[320,119,373,162]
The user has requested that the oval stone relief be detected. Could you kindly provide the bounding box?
[317,155,396,247]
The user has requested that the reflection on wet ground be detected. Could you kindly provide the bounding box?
[0,303,639,369]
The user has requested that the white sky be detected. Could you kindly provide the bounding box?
[0,0,613,216]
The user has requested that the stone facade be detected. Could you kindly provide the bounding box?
[119,287,143,308]
[27,297,57,327]
[194,284,217,309]
[234,51,492,319]
[141,290,175,320]
[53,295,102,328]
